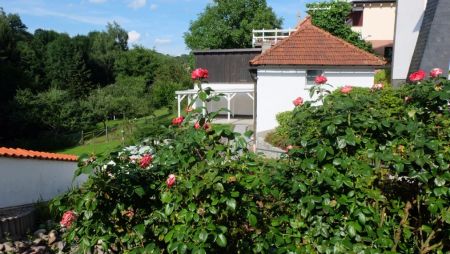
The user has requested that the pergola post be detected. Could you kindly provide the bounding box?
[227,94,231,121]
[177,94,181,117]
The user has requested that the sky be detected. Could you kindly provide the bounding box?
[0,0,319,56]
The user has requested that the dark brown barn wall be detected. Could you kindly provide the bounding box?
[194,49,261,83]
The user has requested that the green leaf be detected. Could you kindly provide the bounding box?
[165,203,174,215]
[248,213,257,227]
[192,248,206,254]
[226,198,236,210]
[134,223,145,238]
[199,230,208,242]
[134,186,145,197]
[216,234,227,247]
[316,146,327,161]
[434,177,446,187]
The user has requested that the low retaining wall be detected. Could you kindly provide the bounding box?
[0,157,84,208]
[0,205,35,240]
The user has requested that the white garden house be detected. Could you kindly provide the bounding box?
[177,17,386,136]
[250,17,385,133]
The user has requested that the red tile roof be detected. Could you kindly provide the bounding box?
[250,17,386,66]
[0,147,78,162]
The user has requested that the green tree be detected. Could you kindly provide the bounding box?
[89,22,128,85]
[307,1,373,52]
[184,0,282,49]
[114,47,159,85]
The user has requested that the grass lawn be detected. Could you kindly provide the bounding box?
[55,108,174,156]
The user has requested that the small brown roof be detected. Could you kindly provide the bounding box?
[250,17,386,66]
[0,147,78,162]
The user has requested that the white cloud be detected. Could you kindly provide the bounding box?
[150,3,158,11]
[128,30,141,43]
[88,0,107,3]
[15,7,129,25]
[128,0,147,9]
[155,38,172,45]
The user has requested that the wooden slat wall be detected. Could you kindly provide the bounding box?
[194,50,261,83]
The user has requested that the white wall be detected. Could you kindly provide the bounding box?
[256,68,375,133]
[352,3,397,41]
[392,0,427,81]
[197,83,254,116]
[0,158,85,208]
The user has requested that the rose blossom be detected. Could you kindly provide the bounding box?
[123,209,135,219]
[286,145,293,151]
[166,174,176,189]
[430,68,443,78]
[293,97,304,106]
[203,122,211,130]
[191,68,208,80]
[60,211,77,228]
[409,70,426,82]
[194,122,201,129]
[340,85,353,94]
[372,83,384,90]
[185,106,193,113]
[314,75,327,85]
[172,116,184,126]
[139,154,153,169]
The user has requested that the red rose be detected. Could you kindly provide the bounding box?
[60,211,77,228]
[340,85,352,94]
[191,68,208,80]
[292,97,304,106]
[430,68,443,78]
[139,154,153,169]
[172,116,184,126]
[314,75,327,85]
[203,122,211,130]
[166,174,176,189]
[409,70,426,82]
[194,122,201,129]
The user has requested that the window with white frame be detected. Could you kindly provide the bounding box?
[306,70,323,86]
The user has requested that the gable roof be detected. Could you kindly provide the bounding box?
[0,147,78,162]
[250,17,386,67]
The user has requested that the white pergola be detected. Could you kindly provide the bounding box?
[175,88,254,121]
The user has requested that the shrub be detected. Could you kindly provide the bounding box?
[265,111,292,148]
[51,72,450,253]
[285,74,450,253]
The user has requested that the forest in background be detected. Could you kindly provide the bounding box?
[0,8,193,150]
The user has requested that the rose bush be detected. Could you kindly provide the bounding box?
[282,70,450,253]
[51,69,450,253]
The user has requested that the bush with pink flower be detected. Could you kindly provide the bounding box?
[50,68,450,253]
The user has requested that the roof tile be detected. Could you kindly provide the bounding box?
[250,17,386,66]
[0,147,78,162]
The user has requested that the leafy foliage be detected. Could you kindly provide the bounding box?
[184,0,282,49]
[52,74,450,253]
[307,1,373,52]
[0,9,192,148]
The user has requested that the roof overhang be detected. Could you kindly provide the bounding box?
[193,48,262,54]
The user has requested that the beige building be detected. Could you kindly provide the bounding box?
[349,0,397,59]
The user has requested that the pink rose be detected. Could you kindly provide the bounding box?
[166,174,176,189]
[172,116,184,126]
[203,122,211,131]
[293,97,304,106]
[139,154,153,169]
[409,70,426,82]
[372,83,384,90]
[60,211,77,228]
[314,75,327,85]
[194,122,201,129]
[430,68,443,78]
[340,85,353,94]
[191,68,208,80]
